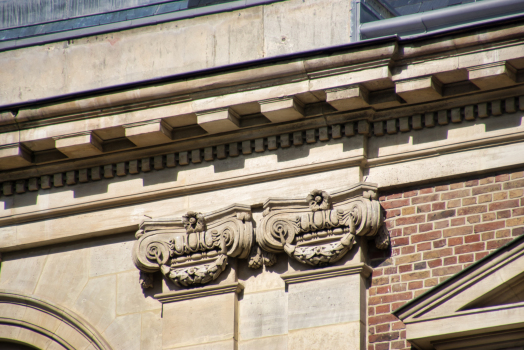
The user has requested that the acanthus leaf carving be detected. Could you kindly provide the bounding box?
[254,183,386,267]
[132,205,253,288]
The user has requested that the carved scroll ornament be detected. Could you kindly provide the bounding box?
[255,183,386,267]
[132,205,253,288]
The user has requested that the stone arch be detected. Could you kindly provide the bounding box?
[0,290,113,350]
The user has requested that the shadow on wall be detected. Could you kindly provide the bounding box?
[0,342,38,350]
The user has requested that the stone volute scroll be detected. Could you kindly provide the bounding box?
[255,183,387,267]
[132,204,253,288]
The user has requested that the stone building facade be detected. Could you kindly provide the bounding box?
[0,0,524,349]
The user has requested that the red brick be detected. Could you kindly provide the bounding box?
[369,293,413,306]
[375,343,390,350]
[457,205,487,215]
[462,197,477,205]
[424,278,439,287]
[467,215,481,224]
[428,259,443,268]
[434,220,450,229]
[376,304,391,314]
[482,231,495,241]
[472,184,501,195]
[417,204,431,213]
[403,225,418,235]
[391,321,405,330]
[396,215,425,226]
[384,267,398,275]
[399,265,412,273]
[451,217,465,226]
[372,269,383,277]
[443,226,473,237]
[455,242,485,254]
[512,227,524,236]
[447,199,461,208]
[423,248,453,259]
[487,238,513,250]
[404,190,419,198]
[497,210,511,219]
[444,256,457,265]
[376,324,391,333]
[448,237,463,246]
[482,212,496,221]
[432,265,462,276]
[392,283,406,292]
[369,307,375,316]
[432,202,446,210]
[441,189,471,200]
[388,193,403,200]
[474,221,505,233]
[369,332,400,343]
[493,192,508,201]
[480,176,495,185]
[435,185,449,192]
[489,199,519,211]
[408,281,423,289]
[401,271,430,281]
[465,180,479,187]
[401,246,415,254]
[411,194,440,204]
[372,277,390,286]
[390,228,403,238]
[450,182,464,189]
[427,209,456,221]
[506,217,524,227]
[503,178,524,190]
[513,207,524,216]
[391,301,407,310]
[459,254,474,263]
[511,171,524,179]
[496,229,511,238]
[478,194,492,203]
[495,174,510,182]
[417,242,431,251]
[433,239,446,248]
[382,199,410,209]
[420,188,434,194]
[387,209,402,219]
[411,231,442,243]
[464,234,480,243]
[418,223,433,232]
[475,251,489,260]
[392,237,410,246]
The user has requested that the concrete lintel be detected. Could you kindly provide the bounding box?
[259,96,305,123]
[196,108,240,134]
[396,76,443,104]
[54,132,103,158]
[124,119,173,147]
[326,85,370,111]
[468,62,517,90]
[154,282,244,303]
[0,143,32,170]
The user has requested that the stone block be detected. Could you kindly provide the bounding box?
[396,76,442,104]
[141,311,162,350]
[0,143,32,171]
[116,270,161,315]
[89,237,136,277]
[326,85,369,111]
[103,313,141,350]
[197,108,240,134]
[287,274,363,330]
[288,322,362,350]
[239,335,287,350]
[239,289,288,340]
[125,120,173,147]
[260,96,304,123]
[0,250,48,294]
[468,62,517,90]
[54,132,103,158]
[162,292,238,348]
[73,274,116,332]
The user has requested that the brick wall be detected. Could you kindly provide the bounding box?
[367,168,524,350]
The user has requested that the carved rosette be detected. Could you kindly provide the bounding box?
[132,205,253,288]
[256,183,385,267]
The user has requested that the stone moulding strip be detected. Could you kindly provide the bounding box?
[0,94,523,198]
[281,263,373,284]
[0,289,113,350]
[154,282,244,303]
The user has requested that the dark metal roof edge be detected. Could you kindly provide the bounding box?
[0,36,398,111]
[392,233,524,318]
[0,0,283,52]
[361,0,524,40]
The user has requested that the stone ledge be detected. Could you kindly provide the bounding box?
[154,282,244,303]
[281,263,372,284]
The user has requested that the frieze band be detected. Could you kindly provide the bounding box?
[132,182,388,288]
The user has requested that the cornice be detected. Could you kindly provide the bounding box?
[281,263,373,284]
[154,282,244,303]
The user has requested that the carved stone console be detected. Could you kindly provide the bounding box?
[132,204,253,287]
[256,183,387,267]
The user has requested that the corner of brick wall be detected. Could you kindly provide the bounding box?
[367,169,524,350]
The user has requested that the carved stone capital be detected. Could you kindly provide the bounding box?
[255,183,385,267]
[132,204,253,288]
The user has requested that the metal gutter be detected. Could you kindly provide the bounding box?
[360,0,524,40]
